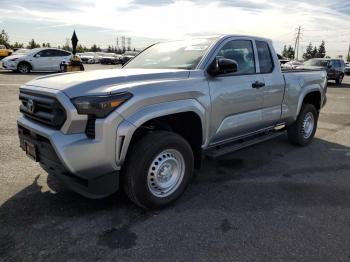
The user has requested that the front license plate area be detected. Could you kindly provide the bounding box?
[24,141,38,162]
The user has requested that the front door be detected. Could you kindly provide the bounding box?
[208,39,265,145]
[31,49,55,71]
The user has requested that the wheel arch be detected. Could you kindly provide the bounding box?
[116,99,207,169]
[296,89,322,119]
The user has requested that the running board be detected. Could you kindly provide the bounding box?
[205,131,284,158]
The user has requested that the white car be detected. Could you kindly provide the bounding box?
[79,52,99,64]
[2,48,72,73]
[345,62,350,75]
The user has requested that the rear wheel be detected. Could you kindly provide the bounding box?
[123,131,194,209]
[17,62,31,74]
[287,103,318,146]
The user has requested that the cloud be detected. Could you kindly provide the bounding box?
[0,0,349,56]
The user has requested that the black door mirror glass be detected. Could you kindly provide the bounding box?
[209,57,238,75]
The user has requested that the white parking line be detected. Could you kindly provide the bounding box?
[0,84,21,86]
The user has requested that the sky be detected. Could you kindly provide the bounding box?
[0,0,349,57]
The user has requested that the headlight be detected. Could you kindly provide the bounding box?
[71,92,132,118]
[9,58,19,61]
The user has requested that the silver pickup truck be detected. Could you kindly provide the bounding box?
[17,35,327,209]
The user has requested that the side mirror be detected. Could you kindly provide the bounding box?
[34,54,40,58]
[209,57,238,76]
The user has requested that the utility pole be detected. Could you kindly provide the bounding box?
[294,26,302,61]
[347,43,350,62]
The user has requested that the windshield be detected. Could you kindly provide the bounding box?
[124,38,217,70]
[304,59,328,67]
[14,49,31,55]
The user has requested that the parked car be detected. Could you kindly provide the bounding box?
[99,53,121,65]
[17,35,327,209]
[298,58,345,84]
[281,60,303,69]
[2,48,71,73]
[121,51,139,65]
[79,52,99,64]
[0,44,13,59]
[345,62,350,76]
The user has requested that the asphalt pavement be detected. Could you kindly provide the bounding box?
[0,65,350,262]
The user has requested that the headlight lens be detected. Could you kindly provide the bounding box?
[72,92,132,118]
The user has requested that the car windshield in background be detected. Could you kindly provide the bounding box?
[14,49,31,55]
[304,59,328,67]
[124,38,216,70]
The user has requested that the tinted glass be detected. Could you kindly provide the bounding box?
[217,40,256,74]
[304,59,328,67]
[256,41,273,73]
[37,49,55,57]
[124,38,216,70]
[53,50,71,56]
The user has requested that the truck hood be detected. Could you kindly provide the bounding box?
[25,68,190,98]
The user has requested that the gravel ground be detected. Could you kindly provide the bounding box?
[0,65,350,262]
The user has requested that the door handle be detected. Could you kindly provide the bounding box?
[252,81,265,89]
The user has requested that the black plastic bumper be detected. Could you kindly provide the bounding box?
[18,124,119,199]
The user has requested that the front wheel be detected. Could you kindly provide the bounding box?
[287,103,318,146]
[17,62,31,74]
[122,131,194,209]
[336,74,344,85]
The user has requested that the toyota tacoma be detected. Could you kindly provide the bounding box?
[17,35,327,209]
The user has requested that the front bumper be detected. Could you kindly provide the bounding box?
[18,121,120,198]
[2,61,17,70]
[17,86,137,198]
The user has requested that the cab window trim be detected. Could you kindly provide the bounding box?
[255,40,275,74]
[206,39,257,77]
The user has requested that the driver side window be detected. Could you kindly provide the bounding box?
[216,40,256,75]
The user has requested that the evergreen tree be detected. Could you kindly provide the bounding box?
[303,43,313,60]
[311,46,318,58]
[27,39,40,49]
[317,41,326,58]
[0,29,10,47]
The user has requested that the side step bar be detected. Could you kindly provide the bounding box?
[205,130,285,158]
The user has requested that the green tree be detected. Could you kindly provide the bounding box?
[0,29,10,47]
[303,43,314,60]
[311,46,318,58]
[76,44,88,53]
[317,41,326,58]
[11,42,24,49]
[282,45,295,59]
[27,39,40,49]
[89,44,101,52]
[62,38,72,51]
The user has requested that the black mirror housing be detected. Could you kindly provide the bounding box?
[209,57,238,76]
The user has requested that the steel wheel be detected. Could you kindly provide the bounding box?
[147,149,185,198]
[302,112,315,139]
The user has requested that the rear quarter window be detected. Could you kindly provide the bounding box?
[256,41,274,73]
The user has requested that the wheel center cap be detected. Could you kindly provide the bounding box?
[158,163,173,182]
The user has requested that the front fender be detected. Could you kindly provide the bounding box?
[115,99,208,167]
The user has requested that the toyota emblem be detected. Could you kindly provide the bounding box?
[27,99,35,114]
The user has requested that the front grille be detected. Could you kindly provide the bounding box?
[19,91,66,129]
[85,116,96,138]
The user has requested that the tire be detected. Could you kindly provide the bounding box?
[336,74,344,85]
[122,131,194,209]
[17,62,31,74]
[287,103,318,146]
